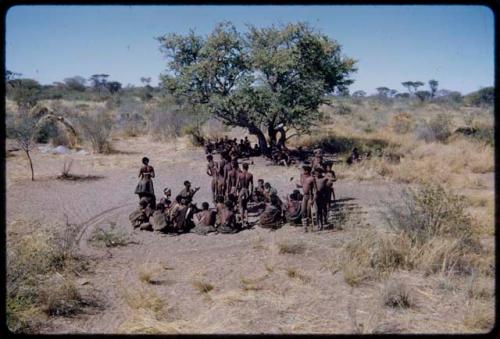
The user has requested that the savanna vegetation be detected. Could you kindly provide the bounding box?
[5,21,494,334]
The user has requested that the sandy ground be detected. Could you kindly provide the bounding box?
[6,137,494,334]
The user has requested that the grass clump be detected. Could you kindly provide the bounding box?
[89,221,130,247]
[385,183,475,245]
[463,302,494,331]
[7,220,93,333]
[138,262,164,284]
[337,230,413,286]
[277,241,306,255]
[192,280,214,294]
[285,267,311,283]
[381,280,415,308]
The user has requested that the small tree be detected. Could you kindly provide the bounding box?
[376,87,390,98]
[63,76,87,92]
[415,90,431,102]
[7,78,42,110]
[428,79,439,98]
[106,81,122,94]
[78,109,113,153]
[352,90,366,97]
[7,114,38,180]
[401,81,424,97]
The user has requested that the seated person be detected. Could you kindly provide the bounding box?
[159,188,172,206]
[176,180,200,203]
[217,200,241,234]
[192,202,217,235]
[129,197,154,230]
[259,194,283,229]
[285,189,303,224]
[263,182,278,202]
[150,203,168,232]
[252,179,266,202]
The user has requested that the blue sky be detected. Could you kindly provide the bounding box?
[6,5,494,95]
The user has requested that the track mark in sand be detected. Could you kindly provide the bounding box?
[76,203,136,257]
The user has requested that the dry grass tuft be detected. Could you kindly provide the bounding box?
[285,267,311,283]
[123,286,165,316]
[39,276,87,316]
[89,221,130,248]
[277,241,306,255]
[463,302,494,331]
[336,230,413,286]
[118,310,182,334]
[192,280,214,294]
[466,274,495,301]
[381,280,415,308]
[138,262,164,284]
[240,275,268,291]
[6,220,95,332]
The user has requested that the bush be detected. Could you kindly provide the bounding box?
[416,113,453,143]
[385,183,475,246]
[381,280,415,308]
[7,220,90,333]
[89,222,129,248]
[390,112,414,134]
[337,230,413,286]
[77,108,113,153]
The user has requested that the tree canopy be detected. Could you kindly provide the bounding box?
[157,21,357,154]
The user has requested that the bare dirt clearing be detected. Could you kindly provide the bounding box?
[6,137,493,334]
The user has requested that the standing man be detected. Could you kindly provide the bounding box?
[226,160,240,196]
[236,162,254,225]
[313,168,329,230]
[216,152,228,198]
[297,165,315,233]
[206,154,218,202]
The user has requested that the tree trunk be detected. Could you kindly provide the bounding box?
[248,125,269,156]
[268,125,277,149]
[276,127,287,148]
[25,150,34,181]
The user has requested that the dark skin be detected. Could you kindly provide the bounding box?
[298,168,316,231]
[223,161,234,195]
[236,166,254,222]
[314,172,329,230]
[226,161,240,196]
[139,162,155,179]
[206,157,217,201]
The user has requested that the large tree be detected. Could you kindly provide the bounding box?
[158,22,357,154]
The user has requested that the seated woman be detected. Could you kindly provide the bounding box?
[192,202,217,235]
[150,203,168,232]
[284,189,303,225]
[217,200,241,234]
[129,197,154,230]
[259,194,284,229]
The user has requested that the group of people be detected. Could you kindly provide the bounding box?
[203,136,261,158]
[130,137,338,236]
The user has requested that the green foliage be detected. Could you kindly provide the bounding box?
[7,78,42,109]
[63,76,87,91]
[415,90,431,102]
[90,222,129,248]
[158,21,357,151]
[465,87,494,106]
[428,113,452,142]
[385,183,475,246]
[428,79,439,97]
[77,108,113,153]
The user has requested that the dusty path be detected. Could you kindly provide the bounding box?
[8,141,471,334]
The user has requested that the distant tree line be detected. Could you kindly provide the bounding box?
[5,70,160,106]
[349,79,493,106]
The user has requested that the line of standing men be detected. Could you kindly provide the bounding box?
[297,149,337,232]
[206,151,254,224]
